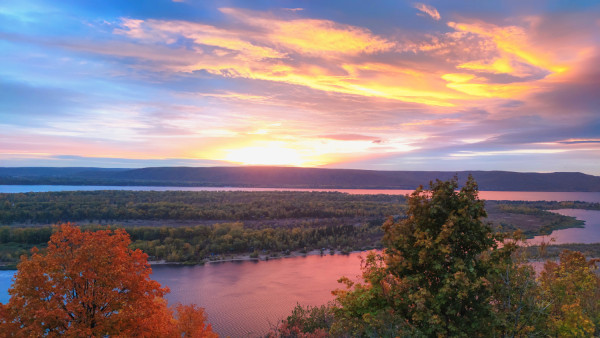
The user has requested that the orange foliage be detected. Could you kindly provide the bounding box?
[175,303,218,338]
[0,223,216,337]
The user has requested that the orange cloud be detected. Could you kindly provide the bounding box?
[442,73,532,98]
[448,21,568,74]
[109,7,594,111]
[413,3,441,21]
[457,58,515,75]
[219,8,395,57]
[114,14,466,106]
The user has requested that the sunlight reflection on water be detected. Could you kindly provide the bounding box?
[152,253,366,337]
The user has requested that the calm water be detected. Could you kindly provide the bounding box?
[528,209,600,245]
[1,185,600,202]
[152,253,365,337]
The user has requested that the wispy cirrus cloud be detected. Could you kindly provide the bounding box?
[413,3,440,21]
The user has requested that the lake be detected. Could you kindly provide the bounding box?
[2,185,600,202]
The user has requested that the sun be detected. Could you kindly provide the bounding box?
[224,145,307,166]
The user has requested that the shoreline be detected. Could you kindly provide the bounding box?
[148,248,373,266]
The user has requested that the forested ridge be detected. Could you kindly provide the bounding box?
[3,166,600,191]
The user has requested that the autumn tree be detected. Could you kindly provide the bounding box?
[539,250,600,336]
[175,303,217,338]
[0,223,216,337]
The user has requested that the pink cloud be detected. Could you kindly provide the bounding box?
[413,3,441,21]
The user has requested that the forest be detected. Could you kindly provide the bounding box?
[0,190,598,266]
[0,190,406,224]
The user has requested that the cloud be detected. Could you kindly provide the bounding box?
[413,3,440,21]
[557,139,600,145]
[318,134,380,141]
[219,7,395,57]
[447,20,567,74]
[3,1,600,173]
[111,10,465,106]
[0,154,230,168]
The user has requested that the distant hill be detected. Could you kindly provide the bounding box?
[1,166,600,191]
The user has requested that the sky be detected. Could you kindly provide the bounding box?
[1,0,599,174]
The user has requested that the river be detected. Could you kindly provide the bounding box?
[2,185,600,202]
[528,209,600,245]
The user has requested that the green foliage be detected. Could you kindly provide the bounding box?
[0,190,406,224]
[487,236,550,336]
[272,303,336,337]
[383,176,505,335]
[330,176,521,337]
[331,252,410,337]
[0,221,383,264]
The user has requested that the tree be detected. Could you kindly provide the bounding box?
[0,223,216,337]
[539,250,600,336]
[487,234,549,337]
[268,303,335,338]
[333,176,515,336]
[175,303,217,338]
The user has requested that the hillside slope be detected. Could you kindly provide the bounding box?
[1,167,600,191]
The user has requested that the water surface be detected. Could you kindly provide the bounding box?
[528,209,600,245]
[2,185,600,202]
[152,253,365,337]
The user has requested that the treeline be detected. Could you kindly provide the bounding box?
[0,191,406,224]
[0,177,221,187]
[129,222,382,262]
[0,221,384,264]
[488,200,600,211]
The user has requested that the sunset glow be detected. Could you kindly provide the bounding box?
[224,146,307,167]
[1,1,599,173]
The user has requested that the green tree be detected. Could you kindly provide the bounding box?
[487,235,549,337]
[333,176,514,336]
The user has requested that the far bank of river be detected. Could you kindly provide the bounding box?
[2,185,600,202]
[1,209,599,336]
